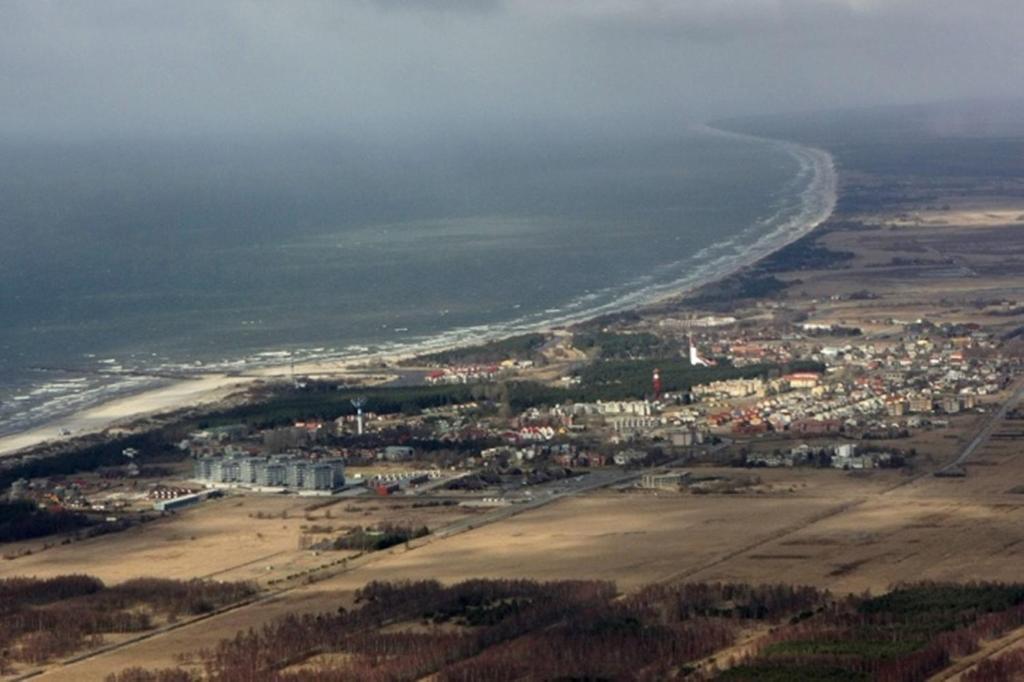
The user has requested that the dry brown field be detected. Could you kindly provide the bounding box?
[687,416,1024,593]
[27,423,1024,680]
[784,198,1024,334]
[23,468,898,679]
[0,492,475,586]
[20,440,1024,678]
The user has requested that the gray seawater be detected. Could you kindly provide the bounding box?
[0,127,833,436]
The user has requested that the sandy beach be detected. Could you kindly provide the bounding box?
[0,355,414,457]
[0,374,255,456]
[0,131,836,460]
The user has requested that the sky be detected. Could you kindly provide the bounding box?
[0,0,1021,137]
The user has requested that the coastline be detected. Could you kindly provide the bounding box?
[0,128,837,458]
[0,375,256,456]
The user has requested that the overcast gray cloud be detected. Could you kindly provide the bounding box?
[0,0,1019,137]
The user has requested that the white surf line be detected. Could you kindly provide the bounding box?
[1,127,838,454]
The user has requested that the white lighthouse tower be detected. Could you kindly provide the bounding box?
[689,339,712,367]
[351,397,366,435]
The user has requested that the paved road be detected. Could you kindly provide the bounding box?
[429,445,732,539]
[935,375,1024,476]
[432,468,644,539]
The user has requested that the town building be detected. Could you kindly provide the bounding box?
[193,454,345,491]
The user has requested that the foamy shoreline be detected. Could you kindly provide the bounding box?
[0,128,837,458]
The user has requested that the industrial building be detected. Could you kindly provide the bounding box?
[193,454,345,491]
[152,489,221,512]
[639,472,690,490]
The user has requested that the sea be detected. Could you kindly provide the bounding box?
[0,126,835,437]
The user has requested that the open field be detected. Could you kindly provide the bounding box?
[687,415,1024,593]
[0,492,476,586]
[23,468,900,678]
[882,199,1024,229]
[782,197,1024,334]
[24,399,1024,680]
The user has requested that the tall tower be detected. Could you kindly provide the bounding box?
[689,338,711,367]
[351,397,366,435]
[652,368,662,401]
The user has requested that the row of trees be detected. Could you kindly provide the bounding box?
[0,574,104,608]
[0,429,186,491]
[572,329,679,360]
[0,500,94,543]
[110,579,837,681]
[200,382,483,429]
[726,582,1024,682]
[0,575,256,670]
[624,582,831,623]
[438,606,736,681]
[572,357,826,402]
[408,333,547,366]
[108,579,1024,681]
[328,523,430,552]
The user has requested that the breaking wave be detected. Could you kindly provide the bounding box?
[0,127,837,442]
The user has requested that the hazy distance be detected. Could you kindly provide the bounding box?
[0,0,1021,139]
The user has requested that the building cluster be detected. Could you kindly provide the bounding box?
[152,489,220,512]
[366,470,439,496]
[481,445,539,462]
[657,315,738,330]
[6,474,219,515]
[608,414,663,433]
[692,377,766,400]
[695,329,1010,436]
[743,442,895,469]
[193,454,345,492]
[148,485,201,500]
[685,328,802,368]
[426,365,501,384]
[504,425,557,443]
[638,471,691,490]
[469,442,565,466]
[524,399,707,445]
[8,477,89,509]
[551,400,654,417]
[551,451,609,468]
[20,317,1010,517]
